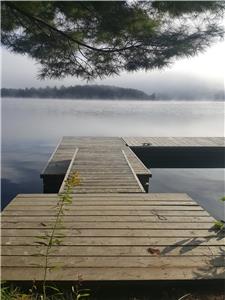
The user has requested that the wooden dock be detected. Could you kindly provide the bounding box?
[123,137,225,168]
[2,193,224,281]
[1,137,225,283]
[41,137,151,193]
[123,137,225,147]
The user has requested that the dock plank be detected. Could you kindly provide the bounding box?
[1,228,219,237]
[1,222,215,230]
[14,193,194,201]
[2,267,225,281]
[2,256,224,268]
[2,216,214,223]
[2,245,224,256]
[2,236,224,246]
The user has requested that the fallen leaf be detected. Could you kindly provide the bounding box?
[147,247,161,256]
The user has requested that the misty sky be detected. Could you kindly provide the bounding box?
[1,39,225,98]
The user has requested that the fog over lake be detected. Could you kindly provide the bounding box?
[1,98,225,221]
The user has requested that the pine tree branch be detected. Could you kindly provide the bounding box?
[5,1,142,53]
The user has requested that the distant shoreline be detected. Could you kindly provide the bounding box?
[1,85,156,101]
[1,96,224,102]
[1,84,224,101]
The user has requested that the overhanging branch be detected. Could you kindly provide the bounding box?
[5,1,143,53]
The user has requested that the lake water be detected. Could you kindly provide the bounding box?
[1,98,225,221]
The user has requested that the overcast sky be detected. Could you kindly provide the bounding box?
[1,39,224,98]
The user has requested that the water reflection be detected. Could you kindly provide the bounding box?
[1,142,53,209]
[1,98,224,219]
[150,169,225,221]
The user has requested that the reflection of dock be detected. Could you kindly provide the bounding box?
[1,137,225,282]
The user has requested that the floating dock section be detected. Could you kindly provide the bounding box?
[123,137,225,168]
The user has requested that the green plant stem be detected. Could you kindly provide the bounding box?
[42,186,72,299]
[43,199,63,299]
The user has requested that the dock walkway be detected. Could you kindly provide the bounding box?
[41,137,151,193]
[59,137,145,193]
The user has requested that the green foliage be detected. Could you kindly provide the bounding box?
[1,1,224,80]
[0,283,90,300]
[214,220,225,231]
[0,283,34,300]
[72,285,90,300]
[1,85,155,100]
[151,1,224,16]
[212,197,225,232]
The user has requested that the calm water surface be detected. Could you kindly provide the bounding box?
[1,98,225,220]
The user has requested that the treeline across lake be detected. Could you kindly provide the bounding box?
[1,85,156,100]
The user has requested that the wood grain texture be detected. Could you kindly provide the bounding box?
[2,267,225,281]
[2,245,224,256]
